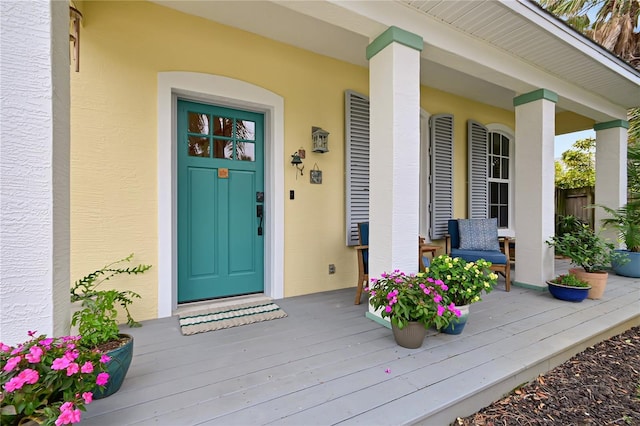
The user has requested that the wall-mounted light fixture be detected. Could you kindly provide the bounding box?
[69,6,83,72]
[312,127,329,153]
[291,152,304,178]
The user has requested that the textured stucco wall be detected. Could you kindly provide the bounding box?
[0,0,70,345]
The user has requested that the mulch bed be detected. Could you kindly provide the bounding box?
[455,326,640,426]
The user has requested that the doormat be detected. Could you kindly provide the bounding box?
[178,299,287,336]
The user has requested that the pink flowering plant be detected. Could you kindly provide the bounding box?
[366,270,461,330]
[0,332,109,426]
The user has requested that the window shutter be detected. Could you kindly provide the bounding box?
[345,90,370,246]
[468,120,488,219]
[429,114,454,240]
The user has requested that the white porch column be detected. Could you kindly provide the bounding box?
[0,1,70,344]
[365,27,422,324]
[513,89,557,288]
[594,120,628,244]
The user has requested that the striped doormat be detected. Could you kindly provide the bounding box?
[178,298,287,336]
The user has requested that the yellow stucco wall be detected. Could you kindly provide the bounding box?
[555,111,596,135]
[420,87,515,219]
[70,0,516,321]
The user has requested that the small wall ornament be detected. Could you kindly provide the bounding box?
[312,127,329,153]
[310,163,322,184]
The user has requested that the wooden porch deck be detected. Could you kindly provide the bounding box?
[82,260,640,425]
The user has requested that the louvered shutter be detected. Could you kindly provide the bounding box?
[468,120,488,219]
[345,90,370,246]
[429,114,454,240]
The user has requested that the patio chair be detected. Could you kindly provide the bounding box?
[445,218,511,291]
[354,222,369,305]
[354,224,436,304]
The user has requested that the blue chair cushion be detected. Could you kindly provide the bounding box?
[458,218,500,251]
[450,248,507,265]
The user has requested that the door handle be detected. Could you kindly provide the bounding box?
[257,205,263,236]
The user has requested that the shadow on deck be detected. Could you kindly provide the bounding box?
[82,260,640,425]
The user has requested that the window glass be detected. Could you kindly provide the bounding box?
[499,207,508,227]
[488,132,511,228]
[188,136,209,157]
[213,117,234,137]
[213,139,233,159]
[188,113,209,135]
[499,182,508,204]
[491,156,500,178]
[490,182,498,203]
[237,120,255,141]
[236,142,255,161]
[501,135,509,156]
[492,133,500,155]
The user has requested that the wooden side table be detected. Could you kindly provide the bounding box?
[418,237,440,270]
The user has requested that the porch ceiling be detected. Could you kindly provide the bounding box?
[153,0,640,119]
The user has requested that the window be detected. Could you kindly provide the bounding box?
[468,122,514,233]
[345,90,454,244]
[488,132,510,228]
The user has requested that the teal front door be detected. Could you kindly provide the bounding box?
[177,100,264,302]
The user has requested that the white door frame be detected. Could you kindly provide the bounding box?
[157,72,285,317]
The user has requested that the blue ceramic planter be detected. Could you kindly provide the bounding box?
[94,334,133,399]
[612,249,640,278]
[441,304,470,335]
[547,281,589,302]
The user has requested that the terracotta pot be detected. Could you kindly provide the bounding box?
[569,268,608,300]
[391,321,427,348]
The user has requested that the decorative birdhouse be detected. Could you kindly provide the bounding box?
[312,127,329,153]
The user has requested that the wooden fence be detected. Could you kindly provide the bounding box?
[555,187,594,228]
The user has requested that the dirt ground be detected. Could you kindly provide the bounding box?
[454,326,640,426]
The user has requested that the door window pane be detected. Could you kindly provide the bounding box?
[213,117,234,137]
[213,139,233,159]
[188,136,210,157]
[237,120,255,141]
[236,142,255,161]
[188,113,209,135]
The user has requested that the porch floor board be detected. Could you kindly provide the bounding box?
[82,260,640,425]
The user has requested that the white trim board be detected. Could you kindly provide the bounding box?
[157,72,285,318]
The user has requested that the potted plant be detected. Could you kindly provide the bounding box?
[545,224,625,299]
[1,332,110,426]
[546,274,591,302]
[425,254,498,334]
[70,254,151,398]
[594,201,640,277]
[366,270,461,348]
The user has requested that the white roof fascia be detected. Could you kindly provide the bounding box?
[505,0,640,86]
[285,0,630,120]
